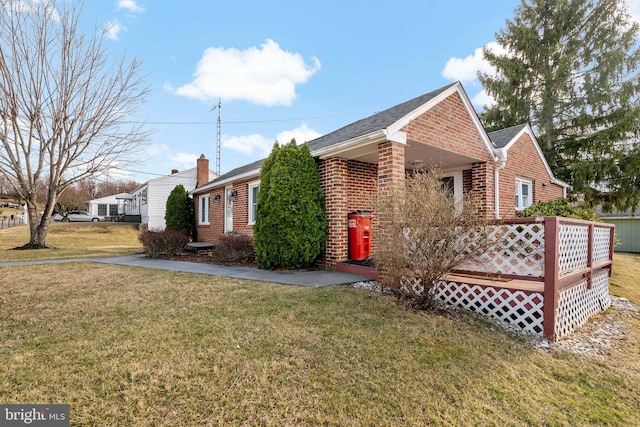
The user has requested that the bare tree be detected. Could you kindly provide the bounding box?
[0,0,149,248]
[377,170,493,310]
[95,178,139,198]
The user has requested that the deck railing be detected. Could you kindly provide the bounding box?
[444,217,614,340]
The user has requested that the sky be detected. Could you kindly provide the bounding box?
[79,0,640,183]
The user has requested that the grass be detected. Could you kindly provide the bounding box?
[0,233,639,425]
[609,252,640,303]
[0,222,143,262]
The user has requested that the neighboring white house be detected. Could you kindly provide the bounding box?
[87,193,129,219]
[97,156,216,230]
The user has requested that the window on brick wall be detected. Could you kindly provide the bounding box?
[515,178,532,210]
[199,194,210,225]
[248,181,259,225]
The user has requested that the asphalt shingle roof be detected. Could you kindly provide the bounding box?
[487,123,528,148]
[205,158,264,186]
[307,83,457,152]
[197,82,468,189]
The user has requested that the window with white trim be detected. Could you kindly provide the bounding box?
[515,178,533,210]
[248,181,260,225]
[199,194,210,224]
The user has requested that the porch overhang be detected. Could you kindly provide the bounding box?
[315,133,487,171]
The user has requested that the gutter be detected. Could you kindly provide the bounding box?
[189,168,261,196]
[312,130,388,159]
[493,148,507,219]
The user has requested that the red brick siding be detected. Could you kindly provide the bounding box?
[195,178,257,242]
[348,160,378,257]
[196,155,210,188]
[471,162,494,218]
[403,92,494,162]
[376,141,406,266]
[378,142,406,189]
[195,189,222,242]
[499,133,564,218]
[318,158,350,267]
[463,169,473,194]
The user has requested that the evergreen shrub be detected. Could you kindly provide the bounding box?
[254,140,327,270]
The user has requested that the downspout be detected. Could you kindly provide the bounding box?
[493,148,507,219]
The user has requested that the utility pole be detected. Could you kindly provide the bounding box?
[211,98,221,175]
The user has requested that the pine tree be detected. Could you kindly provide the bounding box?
[254,140,327,270]
[479,0,640,212]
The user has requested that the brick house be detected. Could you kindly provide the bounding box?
[190,82,567,268]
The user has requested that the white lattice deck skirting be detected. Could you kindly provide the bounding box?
[397,218,614,341]
[554,270,611,340]
[434,279,544,336]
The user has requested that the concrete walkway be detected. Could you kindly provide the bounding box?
[0,254,371,287]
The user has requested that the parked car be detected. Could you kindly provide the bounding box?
[52,210,105,222]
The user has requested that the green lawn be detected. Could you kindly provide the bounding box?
[1,225,639,425]
[0,222,143,262]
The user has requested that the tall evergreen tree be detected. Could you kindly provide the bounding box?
[254,140,327,270]
[479,0,640,211]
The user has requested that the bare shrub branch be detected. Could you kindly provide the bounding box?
[377,169,493,310]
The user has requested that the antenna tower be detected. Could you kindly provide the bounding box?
[211,98,221,175]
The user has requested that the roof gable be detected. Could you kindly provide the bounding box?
[385,82,496,158]
[194,82,501,193]
[487,124,528,149]
[307,83,457,152]
[489,123,568,187]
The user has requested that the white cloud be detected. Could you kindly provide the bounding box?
[162,81,174,92]
[172,39,321,106]
[117,0,145,13]
[105,20,125,41]
[629,0,640,25]
[471,90,495,109]
[442,42,508,108]
[442,42,507,83]
[105,162,131,179]
[223,134,272,155]
[145,143,170,157]
[172,153,199,170]
[222,124,322,155]
[4,0,60,20]
[275,123,322,145]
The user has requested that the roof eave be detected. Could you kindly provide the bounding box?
[189,168,261,195]
[312,130,392,159]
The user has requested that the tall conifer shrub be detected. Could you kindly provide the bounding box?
[165,184,192,235]
[254,140,327,269]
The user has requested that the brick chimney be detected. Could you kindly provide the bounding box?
[171,169,179,174]
[196,154,209,188]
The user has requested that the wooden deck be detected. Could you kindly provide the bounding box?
[443,273,544,293]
